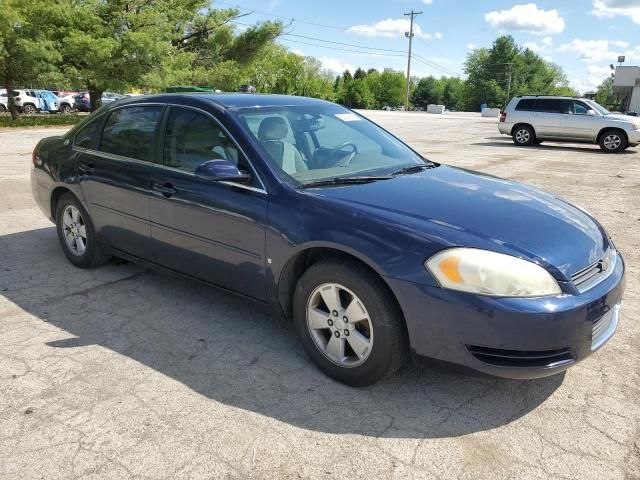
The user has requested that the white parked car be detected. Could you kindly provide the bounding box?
[58,93,76,114]
[0,89,8,111]
[12,89,41,114]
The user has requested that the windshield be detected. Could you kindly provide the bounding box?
[235,104,426,186]
[586,100,610,115]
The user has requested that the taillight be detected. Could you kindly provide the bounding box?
[499,112,507,122]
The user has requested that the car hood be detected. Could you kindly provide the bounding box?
[311,166,609,279]
[605,113,639,124]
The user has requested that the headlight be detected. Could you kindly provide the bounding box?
[632,121,640,130]
[425,248,561,297]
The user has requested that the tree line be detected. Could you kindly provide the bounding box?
[1,0,580,119]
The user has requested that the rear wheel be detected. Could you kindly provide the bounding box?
[23,104,36,115]
[55,193,111,268]
[599,130,627,153]
[0,104,6,112]
[60,104,72,114]
[293,259,407,386]
[512,125,535,146]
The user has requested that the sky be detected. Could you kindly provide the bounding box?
[215,0,640,93]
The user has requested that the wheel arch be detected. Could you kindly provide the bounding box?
[50,186,73,221]
[596,127,628,145]
[276,245,405,326]
[510,122,536,137]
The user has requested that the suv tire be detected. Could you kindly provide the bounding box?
[292,259,407,386]
[512,125,535,146]
[23,104,36,115]
[599,129,627,153]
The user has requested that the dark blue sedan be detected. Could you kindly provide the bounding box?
[31,94,625,386]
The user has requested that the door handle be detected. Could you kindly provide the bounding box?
[153,182,176,198]
[78,163,95,175]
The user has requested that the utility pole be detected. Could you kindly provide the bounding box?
[404,9,422,111]
[505,63,512,108]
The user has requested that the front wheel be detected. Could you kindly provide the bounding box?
[599,130,627,153]
[512,125,535,146]
[23,104,36,115]
[55,193,111,268]
[293,259,407,386]
[60,104,72,114]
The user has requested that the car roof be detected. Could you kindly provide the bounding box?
[516,95,588,100]
[111,92,334,111]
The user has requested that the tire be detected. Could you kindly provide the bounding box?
[60,104,72,114]
[512,125,535,146]
[23,104,36,115]
[599,129,627,153]
[0,104,6,112]
[534,139,543,145]
[292,259,407,386]
[55,193,111,268]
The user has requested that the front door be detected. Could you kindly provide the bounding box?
[147,106,268,300]
[561,100,599,140]
[77,105,163,259]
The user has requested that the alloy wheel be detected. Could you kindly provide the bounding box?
[515,129,530,144]
[306,283,374,368]
[61,205,87,256]
[603,134,621,151]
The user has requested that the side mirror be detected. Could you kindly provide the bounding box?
[586,109,597,116]
[194,159,251,183]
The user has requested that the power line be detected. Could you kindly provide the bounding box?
[283,33,407,54]
[216,1,352,31]
[412,53,460,77]
[280,38,406,58]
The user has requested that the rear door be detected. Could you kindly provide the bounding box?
[560,100,598,140]
[77,104,163,259]
[147,106,269,300]
[530,98,564,137]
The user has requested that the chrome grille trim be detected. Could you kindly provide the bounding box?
[591,304,620,351]
[572,249,617,293]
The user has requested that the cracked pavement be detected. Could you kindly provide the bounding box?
[1,113,639,479]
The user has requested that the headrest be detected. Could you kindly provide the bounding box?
[258,116,288,141]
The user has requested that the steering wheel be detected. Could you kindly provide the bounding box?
[329,142,358,167]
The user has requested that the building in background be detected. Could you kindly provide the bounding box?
[613,66,640,112]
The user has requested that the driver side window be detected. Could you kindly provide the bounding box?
[573,101,589,115]
[163,108,245,174]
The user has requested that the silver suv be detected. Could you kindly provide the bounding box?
[499,96,640,153]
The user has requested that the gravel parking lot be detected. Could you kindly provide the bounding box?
[1,111,639,480]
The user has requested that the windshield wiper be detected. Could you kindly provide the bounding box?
[391,163,438,176]
[299,176,393,189]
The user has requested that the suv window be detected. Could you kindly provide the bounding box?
[99,106,162,161]
[572,101,590,115]
[534,99,563,113]
[515,99,535,111]
[163,107,249,175]
[73,120,99,149]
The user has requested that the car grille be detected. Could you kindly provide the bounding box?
[571,249,617,293]
[592,304,620,351]
[466,345,574,368]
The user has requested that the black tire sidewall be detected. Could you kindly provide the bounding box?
[55,193,100,267]
[292,261,405,386]
[513,125,535,146]
[599,130,627,153]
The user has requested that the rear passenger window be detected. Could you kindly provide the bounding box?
[73,120,99,148]
[535,99,563,113]
[515,99,535,111]
[99,106,162,161]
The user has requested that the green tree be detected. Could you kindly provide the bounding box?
[0,0,63,119]
[595,76,615,109]
[411,76,440,108]
[366,68,405,108]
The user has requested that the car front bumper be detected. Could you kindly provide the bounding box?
[386,252,625,379]
[627,129,640,146]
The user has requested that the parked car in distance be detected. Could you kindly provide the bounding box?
[499,95,640,153]
[35,90,60,113]
[101,92,125,105]
[0,89,8,111]
[73,92,91,112]
[31,94,625,386]
[58,93,78,114]
[12,89,41,114]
